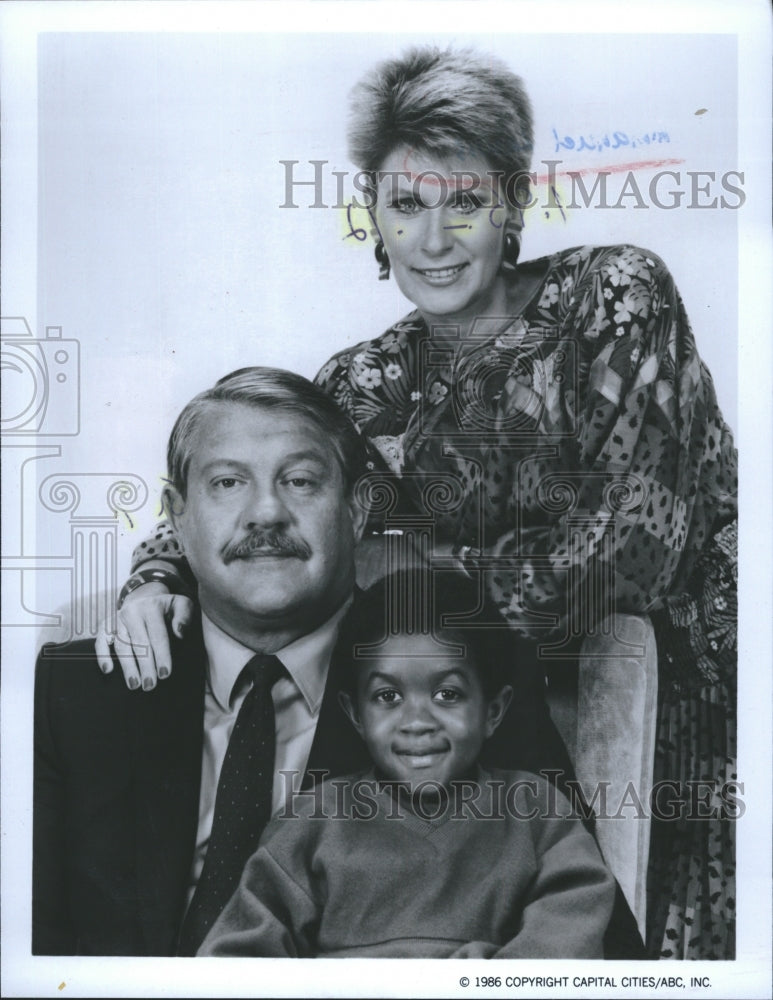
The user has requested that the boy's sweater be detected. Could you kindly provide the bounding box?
[200,768,615,958]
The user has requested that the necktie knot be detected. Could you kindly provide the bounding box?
[242,654,284,695]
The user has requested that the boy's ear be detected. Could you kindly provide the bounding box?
[338,690,364,738]
[484,684,514,739]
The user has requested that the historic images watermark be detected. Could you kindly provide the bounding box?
[276,769,746,824]
[278,160,746,212]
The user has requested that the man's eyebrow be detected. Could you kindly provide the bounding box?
[198,451,330,476]
[277,450,330,467]
[198,459,251,476]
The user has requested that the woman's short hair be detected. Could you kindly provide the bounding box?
[348,46,534,207]
[335,568,536,699]
[166,366,369,500]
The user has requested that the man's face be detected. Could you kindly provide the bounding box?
[168,401,365,643]
[341,633,512,790]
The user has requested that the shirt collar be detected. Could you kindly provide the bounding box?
[201,597,353,716]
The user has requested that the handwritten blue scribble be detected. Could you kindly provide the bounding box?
[489,206,503,229]
[343,202,367,242]
[552,127,671,154]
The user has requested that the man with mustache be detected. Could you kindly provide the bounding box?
[33,366,370,956]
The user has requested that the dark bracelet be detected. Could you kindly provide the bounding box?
[118,568,186,608]
[452,544,481,578]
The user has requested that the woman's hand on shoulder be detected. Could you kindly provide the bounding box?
[95,583,194,691]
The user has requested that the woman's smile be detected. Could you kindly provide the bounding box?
[411,262,469,284]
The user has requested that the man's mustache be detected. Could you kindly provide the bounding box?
[222,529,312,564]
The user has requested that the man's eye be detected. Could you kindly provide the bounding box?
[284,476,317,489]
[212,477,241,490]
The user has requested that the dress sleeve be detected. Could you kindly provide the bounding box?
[487,246,737,642]
[129,521,188,574]
[198,838,321,957]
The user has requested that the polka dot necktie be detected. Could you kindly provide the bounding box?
[177,654,284,955]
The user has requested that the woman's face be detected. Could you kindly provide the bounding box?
[373,146,511,324]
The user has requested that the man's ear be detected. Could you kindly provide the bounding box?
[484,684,514,739]
[162,485,186,532]
[348,493,368,544]
[338,690,365,738]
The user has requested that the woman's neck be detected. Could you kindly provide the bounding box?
[418,273,511,344]
[417,261,549,346]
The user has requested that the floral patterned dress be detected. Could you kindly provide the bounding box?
[132,244,737,959]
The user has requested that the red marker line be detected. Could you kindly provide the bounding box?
[535,157,685,183]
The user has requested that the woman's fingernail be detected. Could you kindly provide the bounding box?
[128,676,140,690]
[142,677,155,691]
[99,662,110,674]
[158,666,169,680]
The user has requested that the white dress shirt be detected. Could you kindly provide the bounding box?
[187,600,351,898]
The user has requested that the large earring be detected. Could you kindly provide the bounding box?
[502,228,521,272]
[374,241,390,281]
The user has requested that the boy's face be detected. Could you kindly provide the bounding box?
[339,633,512,789]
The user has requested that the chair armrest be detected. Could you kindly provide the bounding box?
[574,614,658,939]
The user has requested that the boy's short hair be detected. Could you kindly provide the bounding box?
[334,568,536,699]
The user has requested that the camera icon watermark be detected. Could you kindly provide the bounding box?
[1,316,150,641]
[0,316,80,436]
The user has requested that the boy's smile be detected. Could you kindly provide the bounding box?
[340,632,512,790]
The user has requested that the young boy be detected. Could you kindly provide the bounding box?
[199,571,615,959]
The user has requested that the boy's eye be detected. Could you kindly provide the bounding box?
[434,688,463,703]
[373,689,402,705]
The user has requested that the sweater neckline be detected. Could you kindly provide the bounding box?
[365,766,495,832]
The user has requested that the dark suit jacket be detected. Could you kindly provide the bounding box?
[33,624,644,957]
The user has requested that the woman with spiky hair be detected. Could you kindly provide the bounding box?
[108,46,737,960]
